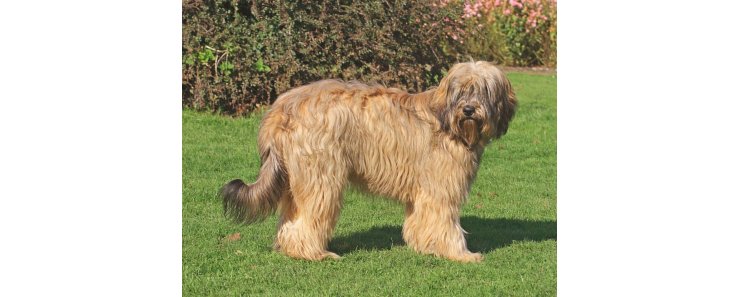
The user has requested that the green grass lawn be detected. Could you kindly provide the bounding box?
[183,72,556,296]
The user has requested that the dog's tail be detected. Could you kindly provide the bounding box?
[220,148,287,224]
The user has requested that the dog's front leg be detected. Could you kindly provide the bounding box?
[402,198,483,263]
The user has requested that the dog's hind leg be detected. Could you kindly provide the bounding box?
[273,152,345,261]
[403,198,483,263]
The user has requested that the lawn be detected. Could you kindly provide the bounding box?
[182,72,557,296]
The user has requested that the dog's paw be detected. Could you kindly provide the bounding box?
[322,251,342,260]
[450,252,484,263]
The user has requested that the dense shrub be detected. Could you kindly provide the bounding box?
[459,0,557,67]
[182,0,463,115]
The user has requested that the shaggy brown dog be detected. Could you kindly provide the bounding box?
[220,61,517,262]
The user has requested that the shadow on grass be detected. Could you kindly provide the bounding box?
[329,217,556,254]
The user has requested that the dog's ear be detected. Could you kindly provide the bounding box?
[491,74,518,138]
[432,72,457,133]
[432,64,463,110]
[436,107,451,133]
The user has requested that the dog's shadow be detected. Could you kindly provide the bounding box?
[329,217,556,254]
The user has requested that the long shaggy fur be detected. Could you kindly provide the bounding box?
[219,61,517,262]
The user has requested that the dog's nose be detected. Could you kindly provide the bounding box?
[463,106,475,116]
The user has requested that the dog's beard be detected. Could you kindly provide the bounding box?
[460,119,480,147]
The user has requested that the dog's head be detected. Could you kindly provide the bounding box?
[434,61,518,148]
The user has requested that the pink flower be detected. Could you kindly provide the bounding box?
[509,0,523,8]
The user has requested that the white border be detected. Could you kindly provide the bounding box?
[0,1,181,295]
[559,1,740,296]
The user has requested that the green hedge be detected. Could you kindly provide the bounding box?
[461,0,557,67]
[183,0,463,115]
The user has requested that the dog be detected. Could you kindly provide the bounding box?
[220,61,517,262]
